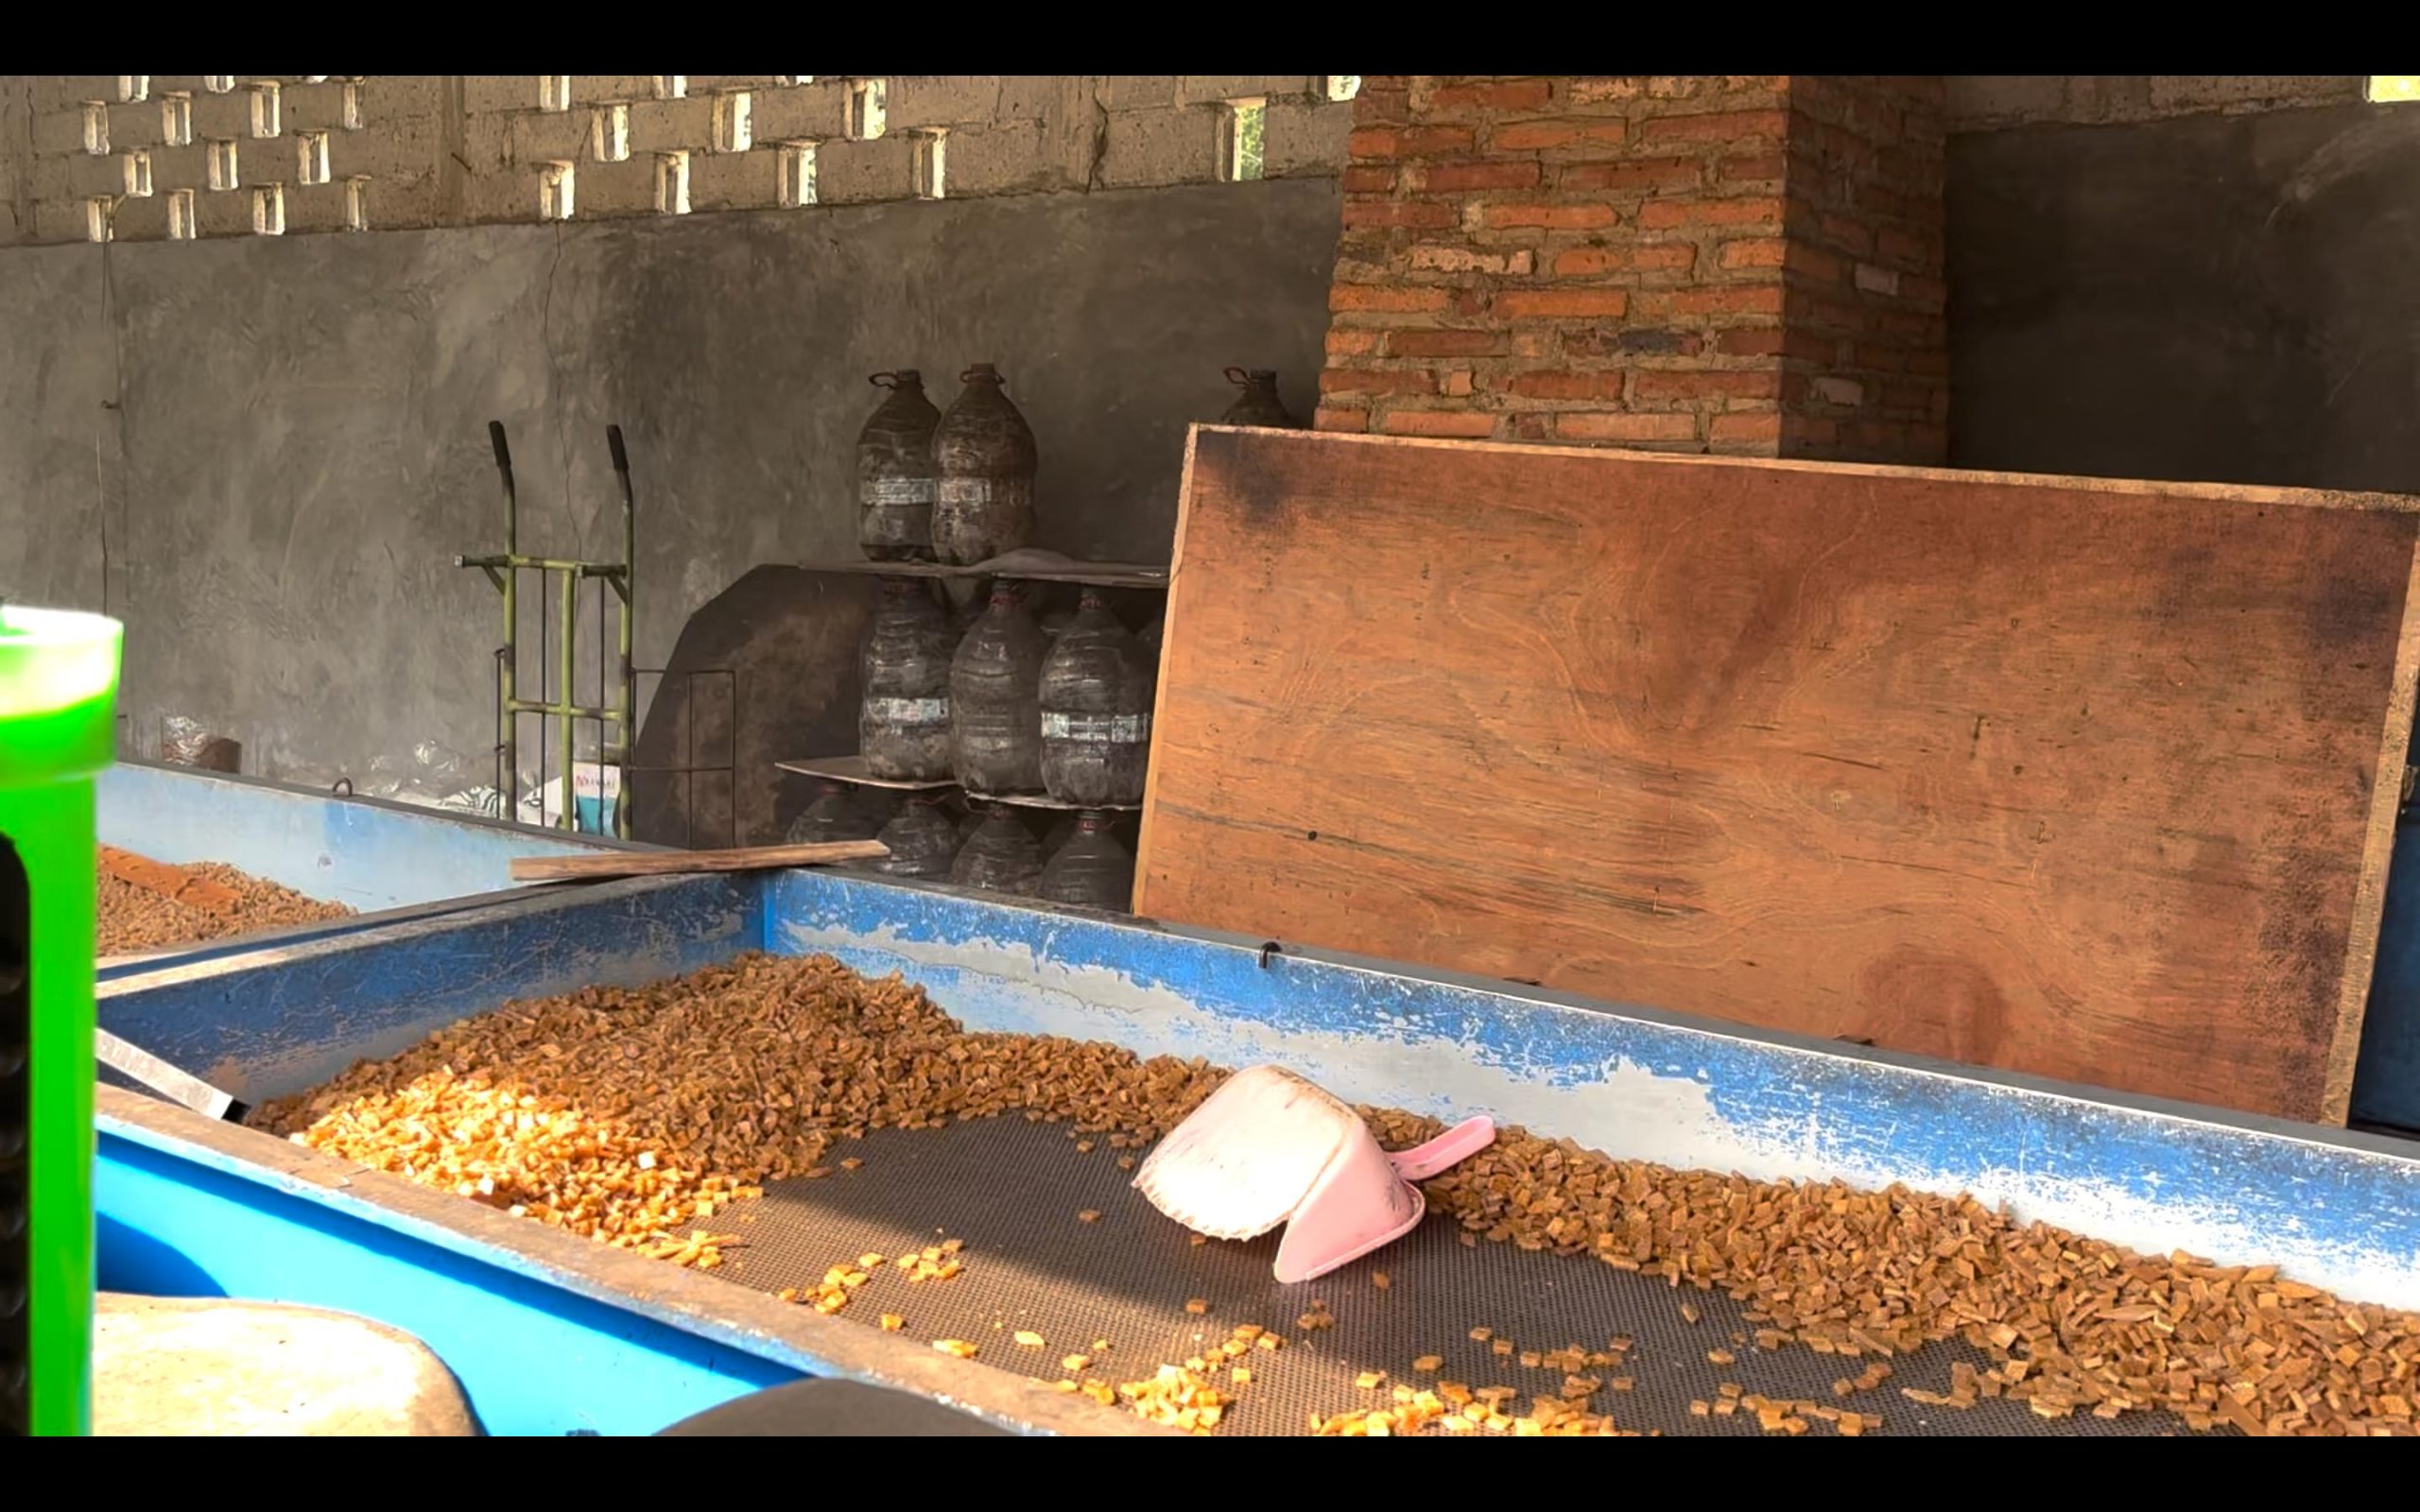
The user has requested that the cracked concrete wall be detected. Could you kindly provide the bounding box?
[0,177,1344,800]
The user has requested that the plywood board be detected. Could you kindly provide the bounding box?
[1135,428,2420,1124]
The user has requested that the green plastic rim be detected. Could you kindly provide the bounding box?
[0,603,121,1436]
[0,608,123,786]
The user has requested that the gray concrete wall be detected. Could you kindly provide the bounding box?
[1946,99,2420,494]
[0,175,1342,800]
[1944,76,2365,131]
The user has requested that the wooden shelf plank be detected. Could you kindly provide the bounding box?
[972,791,1142,814]
[774,755,1141,812]
[799,551,1169,590]
[775,754,956,791]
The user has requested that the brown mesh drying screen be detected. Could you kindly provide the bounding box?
[710,1118,2200,1436]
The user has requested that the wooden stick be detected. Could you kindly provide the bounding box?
[510,840,889,884]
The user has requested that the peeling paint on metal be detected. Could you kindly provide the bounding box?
[766,872,2420,1311]
[99,863,2420,1316]
[95,760,647,977]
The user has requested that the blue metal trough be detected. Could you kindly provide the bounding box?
[90,757,2420,1130]
[95,760,638,978]
[2355,801,2420,1131]
[94,868,2420,1435]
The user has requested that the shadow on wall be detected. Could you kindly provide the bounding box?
[1947,100,2420,493]
[629,566,878,849]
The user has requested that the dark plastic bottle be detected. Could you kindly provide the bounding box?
[1039,810,1079,863]
[1137,607,1166,720]
[949,805,1041,895]
[1038,588,1154,806]
[859,579,959,782]
[948,585,1046,793]
[786,779,878,845]
[857,370,942,561]
[946,585,986,642]
[956,802,986,844]
[864,793,961,880]
[1036,811,1135,911]
[856,788,902,832]
[1219,368,1302,430]
[931,363,1037,565]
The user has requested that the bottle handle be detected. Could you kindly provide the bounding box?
[1387,1116,1495,1182]
[1224,366,1250,387]
[869,371,900,389]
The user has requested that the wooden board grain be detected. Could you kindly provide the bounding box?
[1135,428,2420,1123]
[508,840,886,883]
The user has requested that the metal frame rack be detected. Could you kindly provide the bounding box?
[457,421,636,838]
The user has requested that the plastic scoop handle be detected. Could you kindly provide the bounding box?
[1386,1116,1495,1182]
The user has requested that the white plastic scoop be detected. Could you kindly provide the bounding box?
[1132,1064,1495,1283]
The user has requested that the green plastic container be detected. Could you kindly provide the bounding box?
[0,606,123,1437]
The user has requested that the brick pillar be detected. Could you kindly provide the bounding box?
[1779,77,1946,461]
[1317,76,1946,463]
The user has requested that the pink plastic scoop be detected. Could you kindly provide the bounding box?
[1131,1064,1496,1284]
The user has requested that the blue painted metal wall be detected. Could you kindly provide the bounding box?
[99,867,2420,1318]
[105,879,757,1098]
[93,757,2420,1135]
[97,761,632,912]
[2355,783,2420,1130]
[97,1121,801,1435]
[95,762,639,974]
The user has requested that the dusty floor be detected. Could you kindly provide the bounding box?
[261,952,2420,1438]
[98,846,354,956]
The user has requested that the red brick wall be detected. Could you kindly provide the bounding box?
[1317,76,1947,463]
[1780,77,1947,460]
